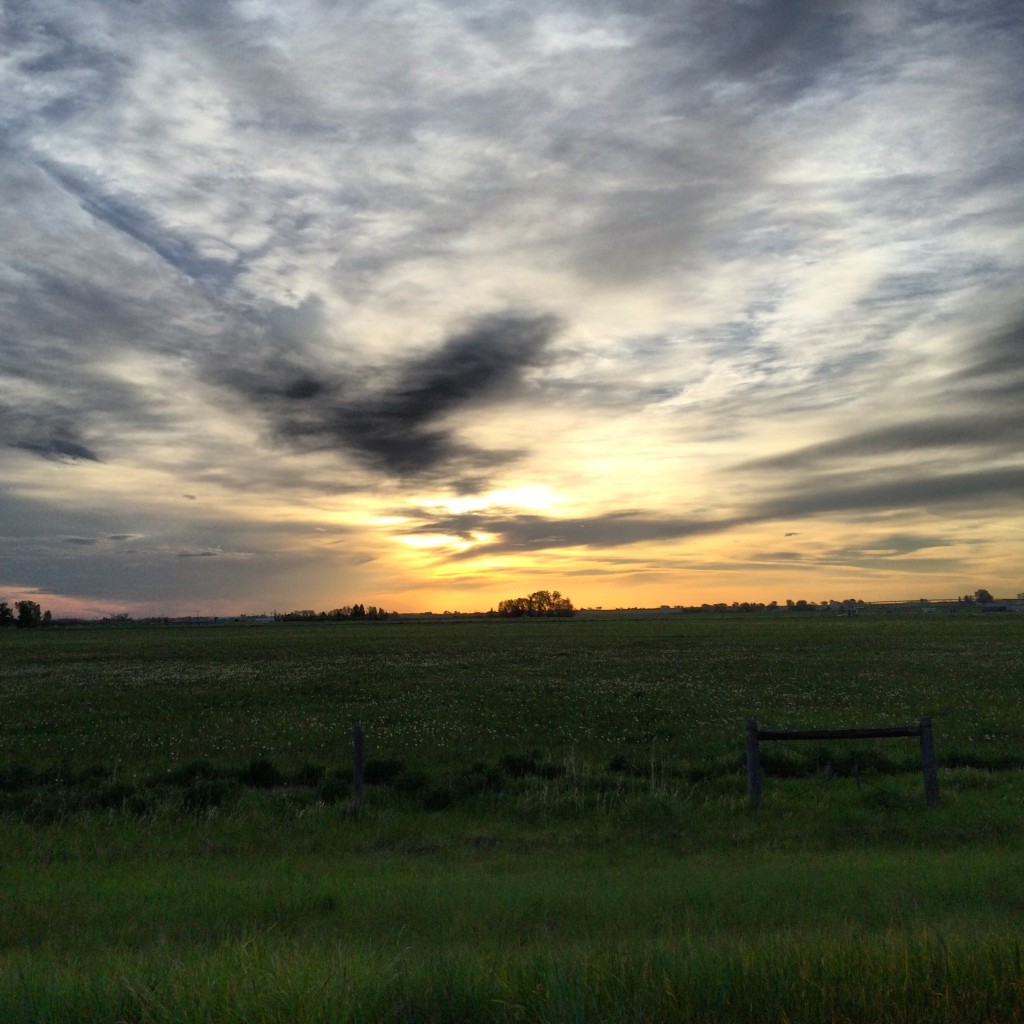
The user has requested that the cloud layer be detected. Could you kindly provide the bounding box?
[2,0,1022,613]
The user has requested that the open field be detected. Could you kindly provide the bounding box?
[2,613,1024,1022]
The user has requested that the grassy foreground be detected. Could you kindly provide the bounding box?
[5,811,1024,1024]
[2,614,1024,1021]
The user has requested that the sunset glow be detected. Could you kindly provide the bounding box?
[1,1,1022,616]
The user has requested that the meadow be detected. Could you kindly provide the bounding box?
[2,612,1023,1022]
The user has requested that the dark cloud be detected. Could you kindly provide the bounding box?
[8,422,101,462]
[399,508,740,558]
[697,0,857,98]
[734,311,1024,484]
[222,311,562,480]
[759,466,1024,521]
[951,316,1024,398]
[742,413,1024,472]
[826,533,953,559]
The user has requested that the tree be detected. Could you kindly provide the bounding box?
[498,590,575,618]
[0,601,13,628]
[16,600,42,628]
[974,588,994,604]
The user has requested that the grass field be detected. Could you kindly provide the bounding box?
[2,613,1023,1022]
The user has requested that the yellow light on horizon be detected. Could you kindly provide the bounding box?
[398,533,472,551]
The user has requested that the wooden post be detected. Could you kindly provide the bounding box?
[746,718,762,808]
[353,722,364,809]
[918,716,939,807]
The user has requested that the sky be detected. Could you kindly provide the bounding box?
[2,0,1023,617]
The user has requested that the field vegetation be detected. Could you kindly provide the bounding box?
[2,613,1023,1022]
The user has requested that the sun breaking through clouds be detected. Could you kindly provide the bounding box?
[1,0,1022,616]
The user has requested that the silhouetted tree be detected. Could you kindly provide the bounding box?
[498,590,575,617]
[0,601,14,627]
[16,600,42,628]
[974,588,994,604]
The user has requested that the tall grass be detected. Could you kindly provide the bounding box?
[4,842,1024,1021]
[5,931,1024,1022]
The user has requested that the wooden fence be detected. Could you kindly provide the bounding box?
[745,716,939,808]
[353,722,364,809]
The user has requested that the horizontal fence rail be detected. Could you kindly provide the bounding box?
[756,725,920,741]
[746,716,939,809]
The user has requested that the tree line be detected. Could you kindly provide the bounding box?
[274,604,398,621]
[0,600,52,628]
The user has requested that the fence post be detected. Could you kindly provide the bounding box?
[746,718,762,808]
[353,722,364,809]
[918,716,939,807]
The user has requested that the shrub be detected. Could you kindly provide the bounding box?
[181,779,238,813]
[292,763,327,787]
[392,769,430,797]
[88,782,139,811]
[0,764,36,792]
[239,758,284,789]
[499,753,538,777]
[163,760,223,787]
[363,758,405,784]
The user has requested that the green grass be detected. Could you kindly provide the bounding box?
[2,614,1022,775]
[8,935,1023,1024]
[4,832,1024,1023]
[3,840,1024,1022]
[2,613,1024,1021]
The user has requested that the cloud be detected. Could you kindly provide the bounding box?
[0,487,376,611]
[34,158,241,293]
[397,455,1024,562]
[398,508,741,559]
[693,0,857,98]
[951,315,1024,400]
[741,414,1024,473]
[219,310,563,481]
[9,424,101,462]
[758,466,1024,522]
